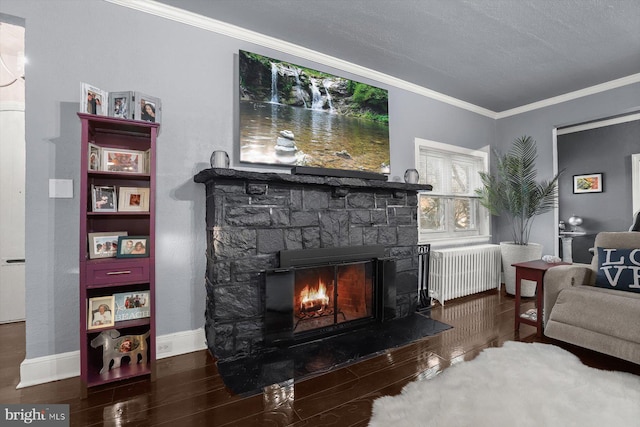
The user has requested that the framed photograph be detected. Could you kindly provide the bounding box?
[91,185,117,212]
[102,148,145,174]
[134,92,161,124]
[113,290,150,322]
[573,173,603,194]
[88,231,128,259]
[118,187,150,212]
[88,295,115,330]
[116,236,150,258]
[109,91,134,119]
[80,82,108,116]
[88,143,101,171]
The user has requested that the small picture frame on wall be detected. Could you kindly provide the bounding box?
[134,92,161,124]
[88,295,115,330]
[116,236,150,258]
[109,91,134,119]
[573,173,603,194]
[118,187,150,212]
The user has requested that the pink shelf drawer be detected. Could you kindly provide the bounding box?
[86,259,150,286]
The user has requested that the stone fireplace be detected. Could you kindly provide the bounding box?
[194,168,431,360]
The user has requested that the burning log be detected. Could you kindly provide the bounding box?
[299,280,330,314]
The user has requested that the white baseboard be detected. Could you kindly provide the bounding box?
[156,327,207,359]
[16,327,207,389]
[17,350,80,389]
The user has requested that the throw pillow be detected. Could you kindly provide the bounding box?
[595,247,640,293]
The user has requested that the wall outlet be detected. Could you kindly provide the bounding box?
[157,342,173,354]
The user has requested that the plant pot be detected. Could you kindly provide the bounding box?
[500,242,543,297]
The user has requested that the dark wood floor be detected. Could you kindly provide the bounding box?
[2,289,638,426]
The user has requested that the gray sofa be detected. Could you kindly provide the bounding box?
[543,232,640,364]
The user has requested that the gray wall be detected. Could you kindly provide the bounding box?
[557,120,640,263]
[1,0,495,359]
[495,85,640,257]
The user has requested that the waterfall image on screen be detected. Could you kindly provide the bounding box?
[238,50,390,174]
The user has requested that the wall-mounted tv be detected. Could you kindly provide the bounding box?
[239,50,390,175]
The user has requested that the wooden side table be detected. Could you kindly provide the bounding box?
[512,260,571,337]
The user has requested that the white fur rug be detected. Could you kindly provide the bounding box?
[370,341,640,427]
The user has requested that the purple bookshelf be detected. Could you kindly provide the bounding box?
[78,113,158,395]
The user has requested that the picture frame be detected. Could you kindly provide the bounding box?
[91,185,117,212]
[109,91,134,120]
[88,231,128,259]
[116,236,150,258]
[88,295,115,330]
[113,290,151,322]
[102,148,145,174]
[80,82,108,116]
[118,187,150,212]
[573,173,603,194]
[134,92,161,124]
[88,143,101,171]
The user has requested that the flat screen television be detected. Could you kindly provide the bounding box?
[238,50,390,175]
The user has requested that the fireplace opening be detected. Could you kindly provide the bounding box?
[293,261,374,334]
[265,245,395,346]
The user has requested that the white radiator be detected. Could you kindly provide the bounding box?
[428,244,501,305]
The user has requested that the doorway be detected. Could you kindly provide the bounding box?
[0,15,26,323]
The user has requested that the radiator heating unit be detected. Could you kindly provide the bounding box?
[427,244,501,305]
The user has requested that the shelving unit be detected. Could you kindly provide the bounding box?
[78,113,158,393]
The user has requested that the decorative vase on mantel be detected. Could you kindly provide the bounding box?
[500,242,543,297]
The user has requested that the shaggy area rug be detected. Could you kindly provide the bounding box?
[370,341,640,427]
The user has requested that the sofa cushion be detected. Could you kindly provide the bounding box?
[595,247,640,293]
[548,286,640,343]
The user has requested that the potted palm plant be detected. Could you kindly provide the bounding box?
[476,135,560,296]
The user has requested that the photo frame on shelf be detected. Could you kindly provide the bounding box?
[118,187,150,212]
[88,295,115,330]
[102,148,145,174]
[116,236,150,258]
[91,185,117,212]
[109,91,134,120]
[88,143,101,171]
[134,92,161,124]
[113,290,151,322]
[80,82,108,116]
[88,231,128,259]
[573,173,603,194]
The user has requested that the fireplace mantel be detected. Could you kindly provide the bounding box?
[194,168,433,193]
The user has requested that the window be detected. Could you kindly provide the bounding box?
[415,138,490,245]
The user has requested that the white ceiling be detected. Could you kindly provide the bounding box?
[154,0,640,113]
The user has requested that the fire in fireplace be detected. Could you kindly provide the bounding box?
[265,245,395,345]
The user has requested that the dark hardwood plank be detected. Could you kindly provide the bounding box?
[1,288,636,427]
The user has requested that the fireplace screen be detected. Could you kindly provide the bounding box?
[265,246,394,345]
[293,261,374,334]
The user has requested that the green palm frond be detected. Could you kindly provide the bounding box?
[475,136,561,245]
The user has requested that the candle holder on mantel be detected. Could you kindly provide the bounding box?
[404,169,419,184]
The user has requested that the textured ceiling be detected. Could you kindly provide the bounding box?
[156,0,640,112]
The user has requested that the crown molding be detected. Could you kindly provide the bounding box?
[104,0,497,119]
[557,113,640,135]
[496,74,640,119]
